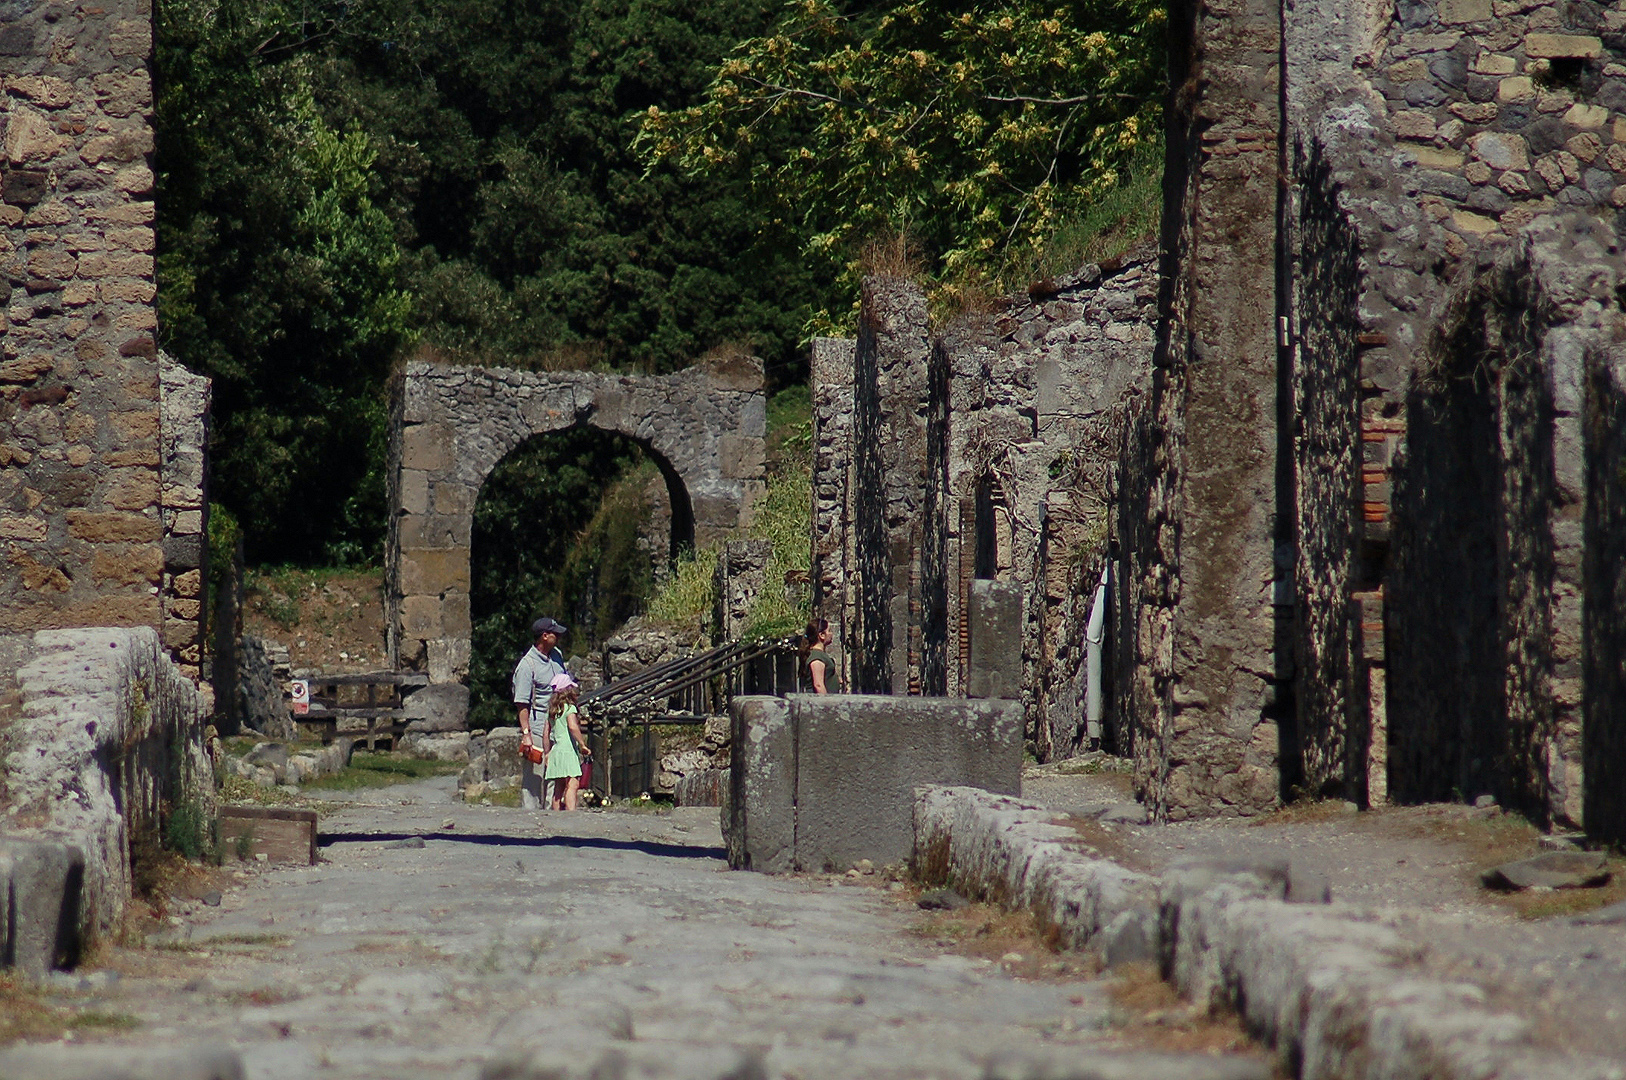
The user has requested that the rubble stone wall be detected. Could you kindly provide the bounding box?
[387,357,766,685]
[1388,220,1622,826]
[809,250,1157,756]
[0,0,165,639]
[158,354,208,681]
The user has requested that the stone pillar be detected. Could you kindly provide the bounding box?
[712,537,772,643]
[851,277,930,695]
[809,337,856,692]
[1130,0,1283,819]
[1584,348,1626,844]
[966,579,1021,700]
[159,355,209,680]
[0,0,164,637]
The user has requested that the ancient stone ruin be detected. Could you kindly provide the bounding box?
[812,0,1626,843]
[384,356,767,722]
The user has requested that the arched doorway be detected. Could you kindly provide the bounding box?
[466,426,693,728]
[386,356,767,717]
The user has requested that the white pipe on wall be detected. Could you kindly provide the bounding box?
[1085,564,1110,745]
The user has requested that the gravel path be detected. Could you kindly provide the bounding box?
[30,779,1268,1080]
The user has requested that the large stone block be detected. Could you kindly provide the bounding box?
[400,422,453,472]
[403,682,469,733]
[967,580,1023,699]
[399,548,470,595]
[725,696,795,872]
[792,695,1022,871]
[0,839,86,975]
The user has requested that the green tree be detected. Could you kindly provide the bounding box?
[637,0,1165,285]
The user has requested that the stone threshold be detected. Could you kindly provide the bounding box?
[912,785,1623,1080]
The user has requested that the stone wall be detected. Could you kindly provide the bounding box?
[1122,0,1285,821]
[809,250,1158,756]
[1388,220,1622,825]
[1583,345,1626,843]
[1113,0,1626,827]
[158,354,208,681]
[0,0,163,636]
[387,356,766,689]
[0,6,212,683]
[0,626,210,945]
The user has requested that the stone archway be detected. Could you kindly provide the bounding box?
[386,355,766,688]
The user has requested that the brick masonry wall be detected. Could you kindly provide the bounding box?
[0,0,174,644]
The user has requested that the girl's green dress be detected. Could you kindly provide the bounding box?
[544,704,583,779]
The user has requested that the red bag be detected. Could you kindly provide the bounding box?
[579,757,592,790]
[520,741,544,766]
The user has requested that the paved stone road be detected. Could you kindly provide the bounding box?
[45,778,1267,1080]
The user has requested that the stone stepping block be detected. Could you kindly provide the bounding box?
[1481,850,1611,890]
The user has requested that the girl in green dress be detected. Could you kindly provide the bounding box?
[542,677,590,810]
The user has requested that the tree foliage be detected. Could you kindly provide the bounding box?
[637,0,1165,284]
[156,0,828,566]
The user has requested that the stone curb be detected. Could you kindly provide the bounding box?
[913,786,1626,1080]
[0,1043,244,1080]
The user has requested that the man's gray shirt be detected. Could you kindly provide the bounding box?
[512,645,567,721]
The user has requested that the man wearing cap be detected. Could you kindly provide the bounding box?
[514,617,569,764]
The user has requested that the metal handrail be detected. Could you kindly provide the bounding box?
[581,636,799,717]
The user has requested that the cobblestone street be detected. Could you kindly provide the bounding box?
[20,779,1266,1080]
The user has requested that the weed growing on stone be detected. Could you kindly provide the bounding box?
[0,973,139,1045]
[1104,962,1267,1060]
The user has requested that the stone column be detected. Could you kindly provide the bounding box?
[809,337,856,692]
[1131,0,1283,819]
[850,277,930,695]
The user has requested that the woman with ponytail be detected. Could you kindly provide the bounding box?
[801,618,839,694]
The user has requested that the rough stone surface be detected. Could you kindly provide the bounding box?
[0,1044,244,1080]
[51,789,1277,1080]
[1481,850,1611,889]
[234,635,293,739]
[0,16,210,676]
[921,784,1626,1080]
[914,787,1159,956]
[795,696,1021,872]
[724,695,795,873]
[0,838,85,975]
[0,626,210,946]
[966,579,1023,700]
[386,358,765,685]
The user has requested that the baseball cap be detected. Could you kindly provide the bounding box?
[531,617,568,637]
[549,673,578,691]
